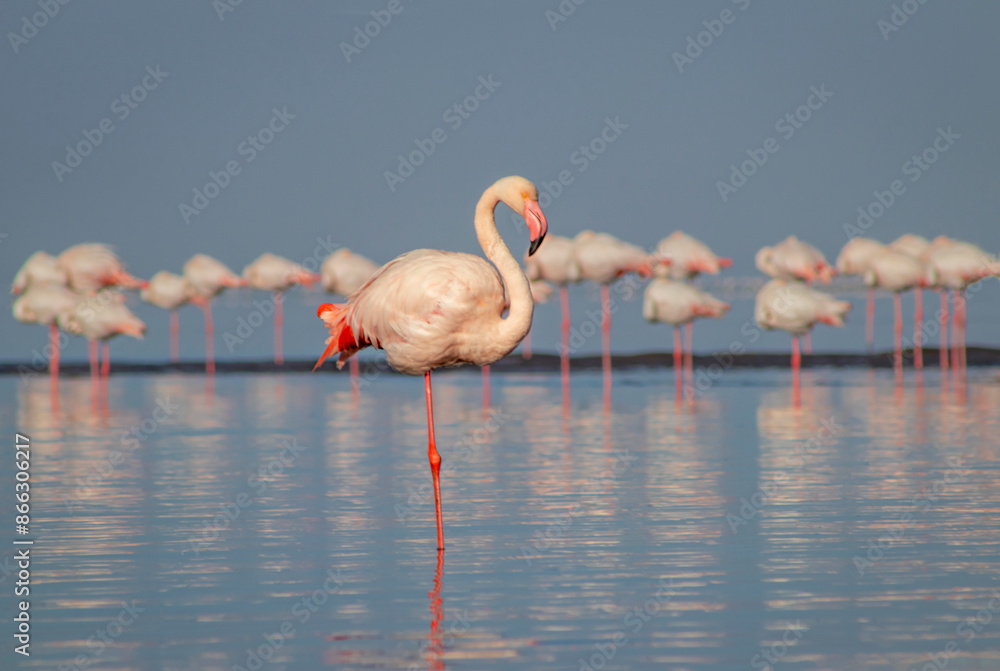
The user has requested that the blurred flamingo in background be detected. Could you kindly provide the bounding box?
[863,249,936,373]
[320,248,379,386]
[643,278,730,403]
[12,251,68,296]
[888,234,934,368]
[13,283,81,382]
[836,237,885,353]
[183,254,244,374]
[574,231,656,405]
[756,236,835,284]
[313,176,547,550]
[57,243,147,293]
[755,278,850,406]
[244,253,316,365]
[142,271,190,362]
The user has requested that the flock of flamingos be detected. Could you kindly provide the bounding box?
[11,176,1000,547]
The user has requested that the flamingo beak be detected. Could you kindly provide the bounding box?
[524,199,548,256]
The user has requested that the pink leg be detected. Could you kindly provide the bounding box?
[673,326,682,405]
[49,322,60,378]
[601,284,611,401]
[913,289,923,370]
[950,289,959,371]
[202,301,215,375]
[482,365,490,409]
[522,327,532,359]
[560,286,570,394]
[791,335,801,408]
[939,290,948,372]
[349,355,360,391]
[684,321,693,390]
[170,310,179,362]
[89,339,99,401]
[274,291,283,366]
[865,287,875,352]
[893,292,902,373]
[958,288,967,370]
[101,342,111,379]
[425,371,444,551]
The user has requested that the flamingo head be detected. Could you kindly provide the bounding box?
[524,198,548,256]
[495,176,548,256]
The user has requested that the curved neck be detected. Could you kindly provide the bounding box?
[475,185,533,348]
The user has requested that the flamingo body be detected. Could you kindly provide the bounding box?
[654,231,731,280]
[57,243,145,294]
[642,279,730,325]
[141,271,190,310]
[12,251,68,295]
[757,236,835,283]
[320,249,379,296]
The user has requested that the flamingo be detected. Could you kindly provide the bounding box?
[863,249,936,372]
[756,236,835,284]
[320,248,379,384]
[835,237,885,353]
[312,175,548,550]
[523,234,582,389]
[653,231,732,280]
[56,243,146,293]
[141,271,190,362]
[13,283,81,381]
[643,278,730,401]
[926,238,1000,370]
[887,234,935,368]
[755,278,850,405]
[57,292,146,402]
[183,254,243,374]
[573,231,656,403]
[12,251,68,295]
[243,253,316,365]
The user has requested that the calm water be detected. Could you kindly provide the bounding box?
[2,366,1000,670]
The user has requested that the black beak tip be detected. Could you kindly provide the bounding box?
[528,234,545,257]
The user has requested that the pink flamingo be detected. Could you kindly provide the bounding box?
[56,243,146,293]
[756,236,835,284]
[13,283,80,382]
[863,249,936,373]
[12,251,68,296]
[313,176,547,550]
[755,278,850,406]
[573,231,656,404]
[57,293,146,405]
[835,237,885,353]
[320,248,379,385]
[243,253,316,365]
[183,254,244,375]
[643,278,730,403]
[141,271,190,362]
[523,234,581,393]
[926,238,1000,370]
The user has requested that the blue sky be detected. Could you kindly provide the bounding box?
[3,1,999,363]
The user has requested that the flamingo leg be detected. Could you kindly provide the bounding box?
[101,341,111,380]
[601,284,611,400]
[960,288,967,370]
[950,289,959,371]
[482,365,490,410]
[865,287,874,353]
[425,371,444,551]
[169,310,180,362]
[791,335,801,408]
[349,355,360,391]
[49,322,60,378]
[202,300,215,375]
[673,326,682,404]
[939,290,948,372]
[89,339,99,401]
[560,286,570,395]
[684,321,693,390]
[274,291,283,366]
[913,289,923,370]
[893,292,902,372]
